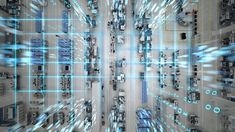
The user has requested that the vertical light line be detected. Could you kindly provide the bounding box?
[29,5,32,104]
[29,42,31,102]
[159,20,165,130]
[83,32,87,98]
[56,37,59,103]
[186,23,191,131]
[98,5,104,130]
[159,21,163,96]
[57,0,60,107]
[130,1,136,129]
[98,23,103,132]
[125,0,128,5]
[14,17,17,109]
[106,0,109,6]
[42,4,46,112]
[186,14,192,131]
[173,15,177,80]
[69,9,74,113]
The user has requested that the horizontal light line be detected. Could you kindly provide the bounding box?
[17,90,86,93]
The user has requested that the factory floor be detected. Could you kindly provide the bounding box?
[0,0,235,132]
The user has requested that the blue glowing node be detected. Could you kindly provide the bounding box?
[213,107,221,114]
[205,104,212,110]
[178,108,182,113]
[211,91,217,96]
[183,112,188,117]
[205,90,210,94]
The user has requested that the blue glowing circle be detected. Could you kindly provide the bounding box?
[178,108,182,113]
[205,104,211,110]
[205,90,210,94]
[213,107,221,113]
[212,91,217,96]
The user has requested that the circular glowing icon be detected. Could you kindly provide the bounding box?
[205,104,211,110]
